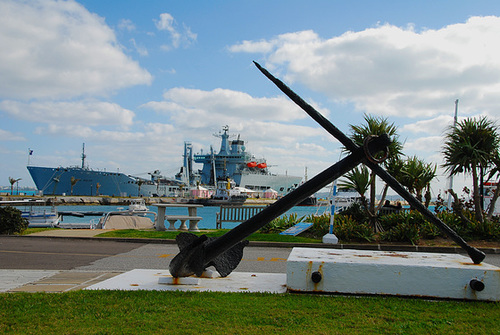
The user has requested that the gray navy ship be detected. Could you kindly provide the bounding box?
[27,126,303,197]
[177,126,302,194]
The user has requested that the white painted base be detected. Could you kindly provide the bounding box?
[85,269,287,293]
[286,248,500,301]
[322,233,338,244]
[158,276,200,285]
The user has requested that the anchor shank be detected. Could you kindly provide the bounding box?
[253,61,357,152]
[254,61,485,264]
[204,136,389,263]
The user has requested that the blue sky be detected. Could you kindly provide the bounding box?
[1,0,500,197]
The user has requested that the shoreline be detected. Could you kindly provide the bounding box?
[0,194,278,207]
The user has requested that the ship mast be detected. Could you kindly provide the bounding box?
[81,143,86,169]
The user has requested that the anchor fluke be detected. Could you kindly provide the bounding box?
[169,232,248,278]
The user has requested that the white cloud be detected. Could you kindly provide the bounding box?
[401,115,454,135]
[142,87,324,127]
[130,38,149,56]
[0,100,135,127]
[118,19,136,32]
[0,0,152,100]
[403,136,443,153]
[154,13,196,50]
[230,17,500,120]
[0,128,26,141]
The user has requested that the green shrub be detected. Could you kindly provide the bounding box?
[379,221,420,245]
[437,210,473,238]
[332,214,374,242]
[378,211,426,245]
[0,206,29,234]
[338,202,369,224]
[303,213,330,238]
[436,211,500,241]
[259,213,304,234]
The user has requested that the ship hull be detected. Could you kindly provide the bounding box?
[236,173,302,194]
[27,166,176,197]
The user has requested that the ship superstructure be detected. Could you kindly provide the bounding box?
[182,126,302,195]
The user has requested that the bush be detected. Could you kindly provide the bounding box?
[0,206,29,234]
[436,211,500,241]
[332,214,374,242]
[378,211,426,245]
[259,213,304,234]
[303,213,330,239]
[338,202,368,224]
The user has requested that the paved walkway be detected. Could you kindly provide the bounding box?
[3,229,499,293]
[28,229,105,237]
[0,270,121,293]
[2,230,123,292]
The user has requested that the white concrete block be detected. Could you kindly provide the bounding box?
[85,269,287,293]
[158,276,200,285]
[322,233,338,244]
[286,248,500,301]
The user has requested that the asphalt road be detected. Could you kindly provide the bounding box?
[0,236,292,273]
[1,236,498,274]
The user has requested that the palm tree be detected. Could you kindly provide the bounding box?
[338,165,385,232]
[8,177,21,195]
[442,116,500,223]
[137,179,144,197]
[70,176,80,195]
[400,156,437,206]
[338,166,371,208]
[347,114,403,227]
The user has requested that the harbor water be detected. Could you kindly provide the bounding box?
[55,204,325,230]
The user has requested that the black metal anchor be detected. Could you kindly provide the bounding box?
[169,62,485,278]
[252,61,485,265]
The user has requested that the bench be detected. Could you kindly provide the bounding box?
[152,203,203,232]
[165,215,203,232]
[216,205,267,229]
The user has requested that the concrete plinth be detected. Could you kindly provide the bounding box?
[85,269,287,293]
[322,233,338,244]
[286,248,500,301]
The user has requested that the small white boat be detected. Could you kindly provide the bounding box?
[128,198,149,213]
[90,199,157,229]
[0,199,60,227]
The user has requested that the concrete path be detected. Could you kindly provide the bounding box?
[2,230,499,293]
[27,229,106,237]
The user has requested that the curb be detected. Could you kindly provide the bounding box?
[12,234,500,255]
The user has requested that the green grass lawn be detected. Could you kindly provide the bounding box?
[94,229,321,243]
[1,290,498,334]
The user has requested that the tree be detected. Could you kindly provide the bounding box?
[347,114,403,229]
[400,156,437,207]
[484,153,500,220]
[8,177,21,195]
[137,179,144,197]
[338,166,371,207]
[442,116,500,223]
[70,176,80,195]
[0,206,29,234]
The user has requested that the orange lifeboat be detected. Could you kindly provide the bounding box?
[257,162,267,169]
[247,161,257,168]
